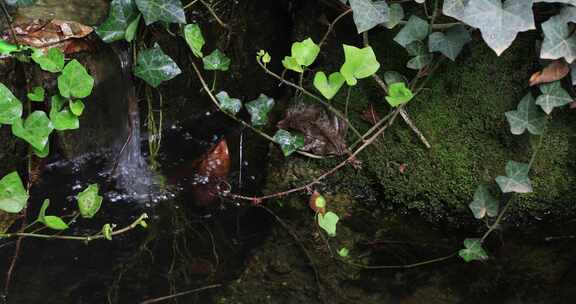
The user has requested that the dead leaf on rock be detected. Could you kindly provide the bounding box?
[529,59,570,87]
[277,103,348,156]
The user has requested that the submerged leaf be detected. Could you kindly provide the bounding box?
[0,172,29,213]
[134,44,182,87]
[535,81,573,114]
[504,93,546,135]
[0,82,23,125]
[246,94,275,126]
[495,161,533,194]
[273,129,305,156]
[459,238,488,262]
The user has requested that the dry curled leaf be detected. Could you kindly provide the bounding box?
[529,59,570,87]
[309,191,326,214]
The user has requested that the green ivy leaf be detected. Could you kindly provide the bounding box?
[0,40,20,55]
[393,15,429,48]
[31,48,65,73]
[203,49,231,71]
[50,95,79,131]
[282,38,320,72]
[0,82,23,125]
[76,184,103,219]
[468,185,499,219]
[405,41,432,70]
[33,141,49,158]
[340,45,380,86]
[96,0,139,43]
[540,7,576,63]
[349,0,389,33]
[102,223,113,240]
[58,60,95,99]
[385,82,414,107]
[44,215,69,230]
[338,247,350,257]
[505,93,546,135]
[135,0,186,25]
[37,199,50,223]
[282,56,303,73]
[257,50,271,64]
[0,172,29,213]
[313,71,345,100]
[535,81,573,114]
[184,23,205,58]
[125,14,141,42]
[246,94,275,126]
[70,100,85,116]
[459,238,488,262]
[27,86,45,102]
[384,3,404,29]
[11,111,53,151]
[215,91,242,115]
[428,25,471,61]
[134,44,182,88]
[496,161,533,194]
[273,129,305,156]
[317,211,339,237]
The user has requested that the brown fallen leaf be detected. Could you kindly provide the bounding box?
[190,138,231,207]
[309,191,326,214]
[529,59,570,87]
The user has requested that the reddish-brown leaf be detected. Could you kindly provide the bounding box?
[196,138,230,181]
[529,59,570,87]
[309,191,326,214]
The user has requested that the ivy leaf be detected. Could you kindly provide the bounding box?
[393,15,429,48]
[428,25,471,61]
[459,238,489,262]
[282,38,320,72]
[535,81,573,114]
[58,60,95,99]
[44,216,69,230]
[313,71,345,100]
[496,161,533,194]
[443,0,470,21]
[11,111,53,151]
[0,82,23,125]
[385,82,414,107]
[468,185,499,219]
[504,93,546,135]
[451,0,535,56]
[102,223,113,240]
[96,0,139,43]
[37,199,50,223]
[203,49,231,71]
[125,14,141,42]
[31,48,65,73]
[317,211,340,237]
[405,41,432,70]
[33,141,49,158]
[184,23,205,58]
[215,91,242,115]
[0,40,20,55]
[340,45,380,86]
[246,94,275,126]
[135,0,186,25]
[273,129,305,157]
[50,95,79,131]
[338,248,350,257]
[0,172,29,213]
[349,0,389,33]
[384,3,404,29]
[540,8,576,63]
[70,100,85,116]
[27,86,45,102]
[76,184,103,219]
[134,44,182,88]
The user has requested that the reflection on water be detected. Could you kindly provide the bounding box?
[15,0,109,26]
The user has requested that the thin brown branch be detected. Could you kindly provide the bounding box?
[140,284,222,304]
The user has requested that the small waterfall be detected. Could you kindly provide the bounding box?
[111,44,154,201]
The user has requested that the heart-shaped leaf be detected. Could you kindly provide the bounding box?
[505,93,546,135]
[540,7,576,63]
[11,111,53,151]
[282,38,320,72]
[340,45,380,86]
[31,48,64,73]
[349,0,389,33]
[317,211,340,237]
[384,3,404,29]
[134,44,182,88]
[184,23,205,58]
[27,86,45,102]
[70,100,85,116]
[96,0,139,43]
[246,94,275,126]
[535,81,573,114]
[393,15,429,48]
[469,185,499,219]
[135,0,186,25]
[459,238,488,262]
[203,49,231,71]
[428,25,471,61]
[496,161,533,193]
[0,82,23,125]
[215,91,242,115]
[76,184,103,219]
[0,172,28,213]
[273,129,305,156]
[386,82,414,107]
[50,95,79,131]
[313,71,345,99]
[58,60,95,99]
